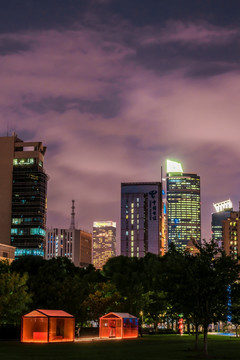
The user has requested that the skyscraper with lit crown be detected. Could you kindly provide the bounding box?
[166,160,201,250]
[212,199,233,248]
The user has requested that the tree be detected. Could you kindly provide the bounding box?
[103,254,169,323]
[161,241,240,356]
[141,290,168,330]
[11,256,103,323]
[103,255,145,315]
[0,260,32,324]
[81,282,123,323]
[230,282,240,337]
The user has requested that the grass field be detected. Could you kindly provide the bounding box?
[1,335,240,360]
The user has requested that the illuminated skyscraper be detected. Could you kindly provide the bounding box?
[0,133,48,258]
[92,221,116,269]
[222,208,240,262]
[121,182,164,257]
[166,160,201,250]
[212,199,233,248]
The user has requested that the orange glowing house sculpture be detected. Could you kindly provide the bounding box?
[99,312,138,339]
[21,309,75,343]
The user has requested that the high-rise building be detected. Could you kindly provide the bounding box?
[45,228,92,267]
[222,208,240,262]
[212,199,233,248]
[121,182,163,257]
[0,134,48,258]
[92,221,116,269]
[166,160,201,250]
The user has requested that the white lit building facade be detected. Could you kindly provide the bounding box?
[45,228,92,267]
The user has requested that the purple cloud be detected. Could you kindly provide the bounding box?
[1,17,240,249]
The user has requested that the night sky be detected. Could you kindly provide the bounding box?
[1,0,240,250]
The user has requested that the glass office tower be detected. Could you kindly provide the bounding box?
[11,136,48,257]
[166,160,201,250]
[0,134,48,258]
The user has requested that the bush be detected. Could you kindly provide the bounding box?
[0,324,21,340]
[157,328,177,334]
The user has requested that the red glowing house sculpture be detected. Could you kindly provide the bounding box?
[99,312,138,339]
[21,309,75,343]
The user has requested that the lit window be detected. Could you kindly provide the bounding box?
[13,158,35,166]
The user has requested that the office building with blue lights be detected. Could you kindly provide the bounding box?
[0,134,48,258]
[166,160,201,250]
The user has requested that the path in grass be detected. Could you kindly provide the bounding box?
[1,334,240,360]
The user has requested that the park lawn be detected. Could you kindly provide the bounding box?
[1,335,240,360]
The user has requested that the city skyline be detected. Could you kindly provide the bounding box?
[1,1,240,244]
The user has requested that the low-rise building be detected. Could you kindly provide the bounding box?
[0,243,15,263]
[45,228,92,267]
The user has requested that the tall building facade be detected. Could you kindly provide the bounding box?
[166,160,201,250]
[92,221,116,269]
[121,182,163,257]
[212,199,233,248]
[45,228,92,267]
[0,134,48,258]
[222,209,240,262]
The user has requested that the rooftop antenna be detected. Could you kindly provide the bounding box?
[70,200,75,229]
[6,119,9,136]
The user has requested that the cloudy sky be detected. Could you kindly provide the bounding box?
[1,0,240,248]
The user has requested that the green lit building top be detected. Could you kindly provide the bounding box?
[166,160,201,250]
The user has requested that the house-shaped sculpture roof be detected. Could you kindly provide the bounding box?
[100,312,137,319]
[23,309,74,318]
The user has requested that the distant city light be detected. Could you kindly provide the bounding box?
[213,199,233,213]
[166,159,183,174]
